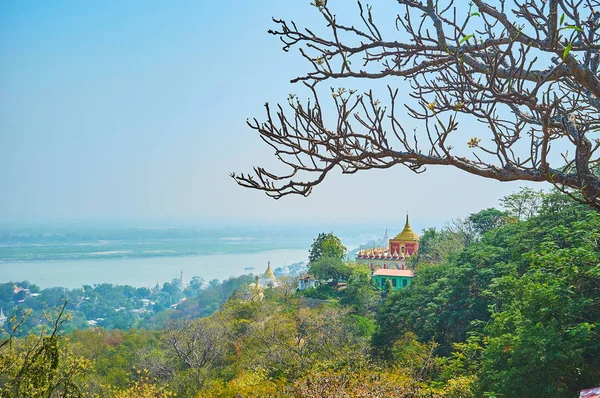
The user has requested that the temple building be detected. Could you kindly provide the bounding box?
[245,262,278,300]
[258,261,277,286]
[179,271,187,290]
[372,269,414,289]
[356,215,420,271]
[246,276,265,301]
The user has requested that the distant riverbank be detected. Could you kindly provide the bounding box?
[0,249,307,289]
[0,222,403,289]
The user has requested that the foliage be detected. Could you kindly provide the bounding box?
[289,369,419,397]
[100,370,174,398]
[308,256,351,284]
[163,316,229,393]
[411,228,463,265]
[290,367,474,398]
[297,283,338,300]
[374,241,511,357]
[499,186,545,220]
[467,208,510,236]
[3,189,599,397]
[69,328,165,392]
[376,191,600,396]
[202,369,282,398]
[0,302,92,398]
[0,274,255,336]
[308,232,346,264]
[340,265,380,316]
[174,274,255,320]
[476,211,600,397]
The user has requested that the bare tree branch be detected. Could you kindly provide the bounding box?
[232,0,600,210]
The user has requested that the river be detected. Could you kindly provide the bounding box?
[0,248,308,289]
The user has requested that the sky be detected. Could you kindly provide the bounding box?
[0,0,542,228]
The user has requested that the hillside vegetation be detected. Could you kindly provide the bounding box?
[1,190,599,397]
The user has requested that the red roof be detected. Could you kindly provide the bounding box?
[373,269,414,277]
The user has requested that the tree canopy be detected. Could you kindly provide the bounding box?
[232,0,600,210]
[308,232,347,264]
[375,192,600,396]
[2,191,599,397]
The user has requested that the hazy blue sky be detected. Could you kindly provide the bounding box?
[1,0,540,227]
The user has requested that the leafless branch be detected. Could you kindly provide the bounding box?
[232,0,600,209]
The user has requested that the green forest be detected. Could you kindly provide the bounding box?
[0,274,258,335]
[1,189,599,397]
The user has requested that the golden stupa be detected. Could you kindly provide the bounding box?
[393,215,419,242]
[263,261,275,279]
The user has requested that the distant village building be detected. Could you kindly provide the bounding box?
[298,274,319,291]
[13,284,32,302]
[140,298,155,307]
[13,285,30,295]
[170,297,187,309]
[356,215,420,271]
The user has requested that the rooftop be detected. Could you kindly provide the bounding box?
[392,215,419,242]
[373,269,414,277]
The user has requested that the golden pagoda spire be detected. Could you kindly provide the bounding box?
[393,213,419,241]
[263,261,275,279]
